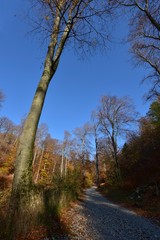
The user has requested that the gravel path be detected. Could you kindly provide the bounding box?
[66,187,160,240]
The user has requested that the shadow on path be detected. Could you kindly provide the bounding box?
[80,187,160,240]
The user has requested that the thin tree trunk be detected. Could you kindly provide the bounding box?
[81,139,86,187]
[82,156,85,187]
[60,148,64,177]
[64,157,68,176]
[111,135,121,179]
[52,161,57,174]
[34,148,44,184]
[95,136,100,188]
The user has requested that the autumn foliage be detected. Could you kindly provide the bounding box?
[1,95,160,238]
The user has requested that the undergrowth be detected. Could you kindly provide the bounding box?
[99,182,160,226]
[0,170,84,239]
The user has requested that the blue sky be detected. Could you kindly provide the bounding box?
[0,0,151,140]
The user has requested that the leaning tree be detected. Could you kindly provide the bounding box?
[8,0,113,238]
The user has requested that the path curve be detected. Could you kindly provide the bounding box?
[66,187,160,240]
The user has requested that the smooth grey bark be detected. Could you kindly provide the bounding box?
[7,0,112,237]
[14,72,53,188]
[7,7,72,238]
[8,59,55,239]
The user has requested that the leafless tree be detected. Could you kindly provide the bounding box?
[74,123,92,185]
[98,95,137,178]
[32,123,48,181]
[33,123,48,164]
[91,111,101,187]
[0,117,15,136]
[112,0,160,99]
[60,130,73,177]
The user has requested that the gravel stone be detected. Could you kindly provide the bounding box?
[66,187,160,240]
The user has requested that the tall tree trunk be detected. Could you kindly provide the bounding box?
[81,155,86,188]
[7,61,56,239]
[111,135,121,180]
[7,1,74,236]
[81,139,86,187]
[95,136,100,188]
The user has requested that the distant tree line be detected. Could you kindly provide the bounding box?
[1,90,160,238]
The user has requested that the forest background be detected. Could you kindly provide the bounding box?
[0,1,160,239]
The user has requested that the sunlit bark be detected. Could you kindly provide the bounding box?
[8,1,112,237]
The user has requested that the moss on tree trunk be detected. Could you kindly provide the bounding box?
[7,69,54,239]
